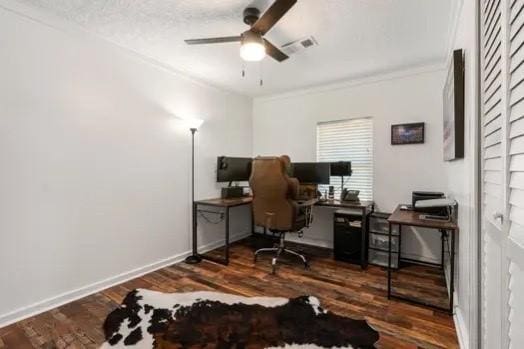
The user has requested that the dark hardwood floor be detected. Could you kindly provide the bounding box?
[0,237,458,348]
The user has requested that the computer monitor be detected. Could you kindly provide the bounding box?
[330,161,352,176]
[216,156,252,183]
[292,162,331,184]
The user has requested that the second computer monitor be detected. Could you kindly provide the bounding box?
[217,156,252,183]
[292,162,331,184]
[330,161,352,176]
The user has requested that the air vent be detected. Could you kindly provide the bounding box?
[280,36,318,56]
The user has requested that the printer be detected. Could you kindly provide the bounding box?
[412,191,446,215]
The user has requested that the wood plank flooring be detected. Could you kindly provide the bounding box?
[0,237,458,348]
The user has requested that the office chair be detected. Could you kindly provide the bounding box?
[249,156,316,274]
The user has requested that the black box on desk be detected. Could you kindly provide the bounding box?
[221,186,244,199]
[333,210,365,264]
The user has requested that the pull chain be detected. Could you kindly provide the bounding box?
[241,61,246,78]
[259,61,264,86]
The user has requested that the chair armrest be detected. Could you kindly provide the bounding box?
[293,198,318,228]
[296,198,318,207]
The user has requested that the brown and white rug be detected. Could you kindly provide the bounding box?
[101,289,379,348]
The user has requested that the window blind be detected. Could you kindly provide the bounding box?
[316,118,373,201]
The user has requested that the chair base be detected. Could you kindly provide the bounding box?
[254,233,309,274]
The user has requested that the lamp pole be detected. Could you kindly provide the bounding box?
[185,127,202,264]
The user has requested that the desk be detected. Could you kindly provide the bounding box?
[192,197,375,266]
[316,199,374,211]
[193,197,253,265]
[387,205,458,314]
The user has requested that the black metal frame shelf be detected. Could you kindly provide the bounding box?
[368,212,400,269]
[369,246,398,253]
[370,230,399,237]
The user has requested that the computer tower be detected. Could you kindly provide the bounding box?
[333,211,366,265]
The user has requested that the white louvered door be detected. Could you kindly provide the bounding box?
[481,0,524,348]
[507,0,524,348]
[481,0,507,347]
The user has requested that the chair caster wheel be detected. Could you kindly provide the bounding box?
[304,262,310,270]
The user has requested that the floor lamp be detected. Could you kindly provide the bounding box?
[184,119,204,264]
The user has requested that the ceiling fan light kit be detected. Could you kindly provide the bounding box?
[240,31,266,62]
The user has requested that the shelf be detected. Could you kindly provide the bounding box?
[370,230,399,237]
[369,247,399,253]
[369,261,400,270]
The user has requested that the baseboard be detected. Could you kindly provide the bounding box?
[286,236,441,264]
[0,231,251,329]
[454,306,470,349]
[286,236,332,249]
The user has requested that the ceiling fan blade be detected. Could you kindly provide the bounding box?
[251,0,297,35]
[185,36,241,45]
[264,39,289,62]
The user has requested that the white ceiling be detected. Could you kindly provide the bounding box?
[17,0,456,97]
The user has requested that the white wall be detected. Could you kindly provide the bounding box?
[253,68,447,262]
[0,5,252,325]
[444,0,478,348]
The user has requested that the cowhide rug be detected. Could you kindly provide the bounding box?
[101,289,379,349]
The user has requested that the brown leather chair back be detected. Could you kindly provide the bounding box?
[249,156,298,231]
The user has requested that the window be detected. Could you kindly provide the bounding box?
[316,118,373,200]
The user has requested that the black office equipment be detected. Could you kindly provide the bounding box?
[416,198,457,222]
[341,189,360,202]
[328,186,335,200]
[333,209,370,268]
[412,191,446,215]
[221,186,244,199]
[330,161,352,176]
[331,161,353,195]
[292,162,330,184]
[217,156,252,183]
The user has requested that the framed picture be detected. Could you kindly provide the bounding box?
[443,49,465,161]
[391,122,425,145]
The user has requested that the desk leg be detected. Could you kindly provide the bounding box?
[361,208,368,269]
[251,203,255,235]
[441,229,445,269]
[449,229,455,314]
[200,206,231,266]
[225,206,230,265]
[387,222,392,299]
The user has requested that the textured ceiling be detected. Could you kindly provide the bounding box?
[16,0,456,96]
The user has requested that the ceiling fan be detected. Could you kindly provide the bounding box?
[184,0,297,63]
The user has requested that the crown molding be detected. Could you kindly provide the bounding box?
[254,62,447,103]
[0,0,250,99]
